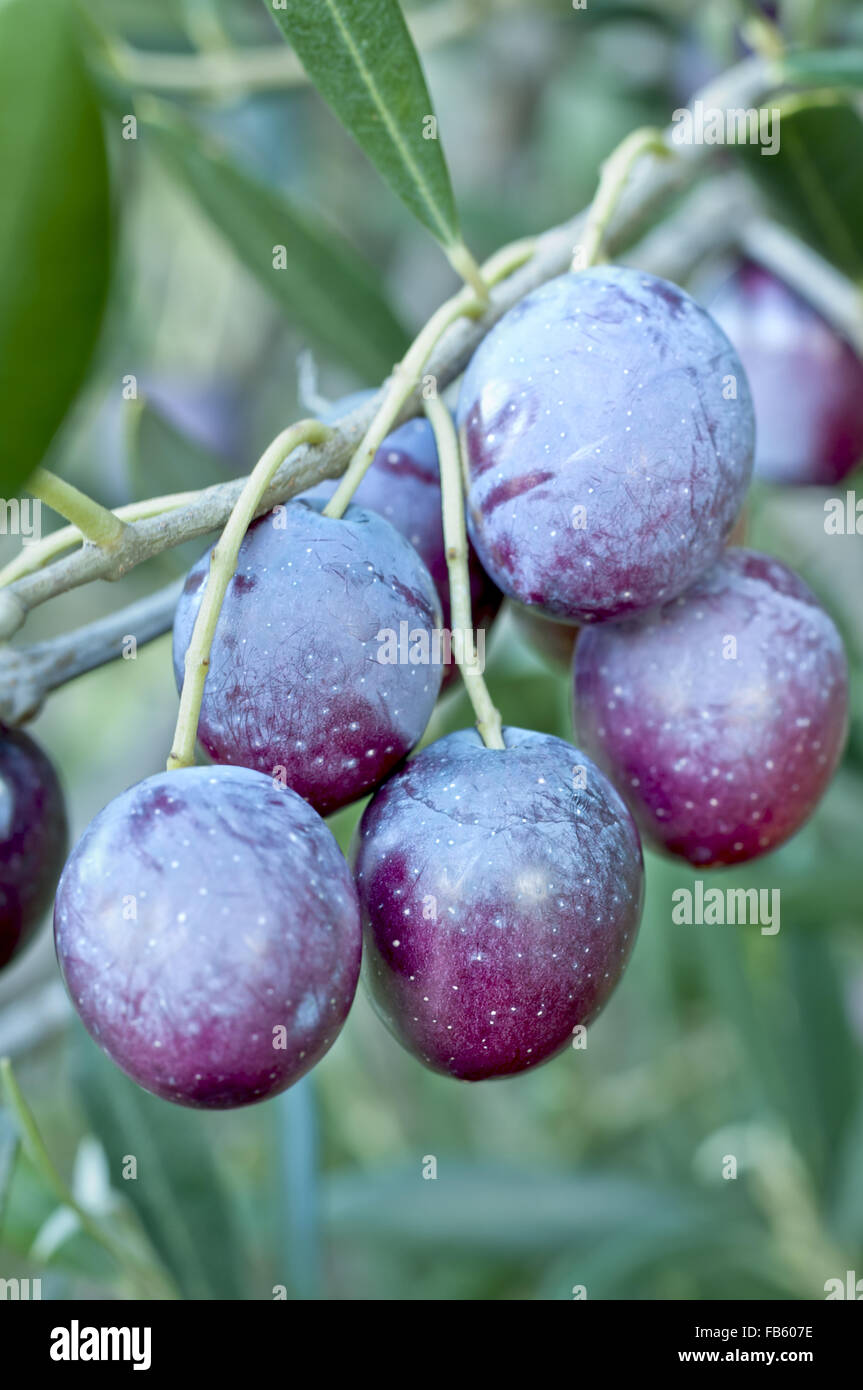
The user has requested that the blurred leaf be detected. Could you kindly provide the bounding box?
[275,1079,322,1299]
[697,918,860,1191]
[323,1163,711,1252]
[264,0,461,251]
[780,932,862,1194]
[145,106,409,381]
[0,0,111,497]
[0,1109,19,1233]
[1,1056,172,1296]
[779,49,863,88]
[535,1222,789,1300]
[697,924,798,1137]
[74,1030,245,1300]
[831,1086,863,1246]
[0,1153,113,1279]
[736,104,863,280]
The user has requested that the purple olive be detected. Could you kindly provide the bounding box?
[711,261,863,485]
[0,726,67,970]
[573,549,849,866]
[54,765,361,1108]
[173,500,443,815]
[303,391,502,683]
[353,727,643,1080]
[457,266,754,623]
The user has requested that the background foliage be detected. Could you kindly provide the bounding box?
[0,0,862,1301]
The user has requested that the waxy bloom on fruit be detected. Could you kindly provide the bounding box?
[458,266,754,623]
[55,766,362,1108]
[354,727,643,1080]
[574,550,849,866]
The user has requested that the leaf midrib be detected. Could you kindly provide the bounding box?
[319,0,453,246]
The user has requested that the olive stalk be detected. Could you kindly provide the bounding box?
[576,127,671,270]
[425,393,504,750]
[323,237,535,522]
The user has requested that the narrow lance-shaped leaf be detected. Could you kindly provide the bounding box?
[263,0,472,274]
[735,103,863,281]
[778,49,863,89]
[73,1028,246,1301]
[144,105,409,381]
[0,0,111,497]
[0,1109,20,1232]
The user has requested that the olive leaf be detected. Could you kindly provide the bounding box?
[144,105,409,381]
[0,0,111,498]
[0,1109,19,1233]
[73,1029,246,1301]
[736,103,863,281]
[778,49,863,89]
[322,1164,714,1252]
[263,0,471,271]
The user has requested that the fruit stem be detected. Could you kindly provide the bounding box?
[0,490,200,589]
[27,469,127,552]
[576,127,670,270]
[0,1057,176,1299]
[323,235,536,523]
[425,393,505,751]
[167,419,332,771]
[323,290,483,521]
[446,239,490,305]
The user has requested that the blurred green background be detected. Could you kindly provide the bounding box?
[1,0,862,1301]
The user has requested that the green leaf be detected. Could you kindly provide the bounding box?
[778,49,863,89]
[696,917,859,1192]
[0,0,111,499]
[274,1080,323,1299]
[696,923,797,1133]
[0,1153,113,1279]
[323,1163,710,1253]
[736,103,863,280]
[831,1085,863,1245]
[263,0,460,250]
[145,106,408,382]
[73,1029,245,1300]
[535,1223,791,1301]
[0,1108,19,1233]
[779,932,861,1194]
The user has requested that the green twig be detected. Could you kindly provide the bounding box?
[576,127,671,270]
[0,490,200,589]
[447,239,490,304]
[28,469,127,552]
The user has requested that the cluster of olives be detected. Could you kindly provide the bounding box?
[2,262,852,1107]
